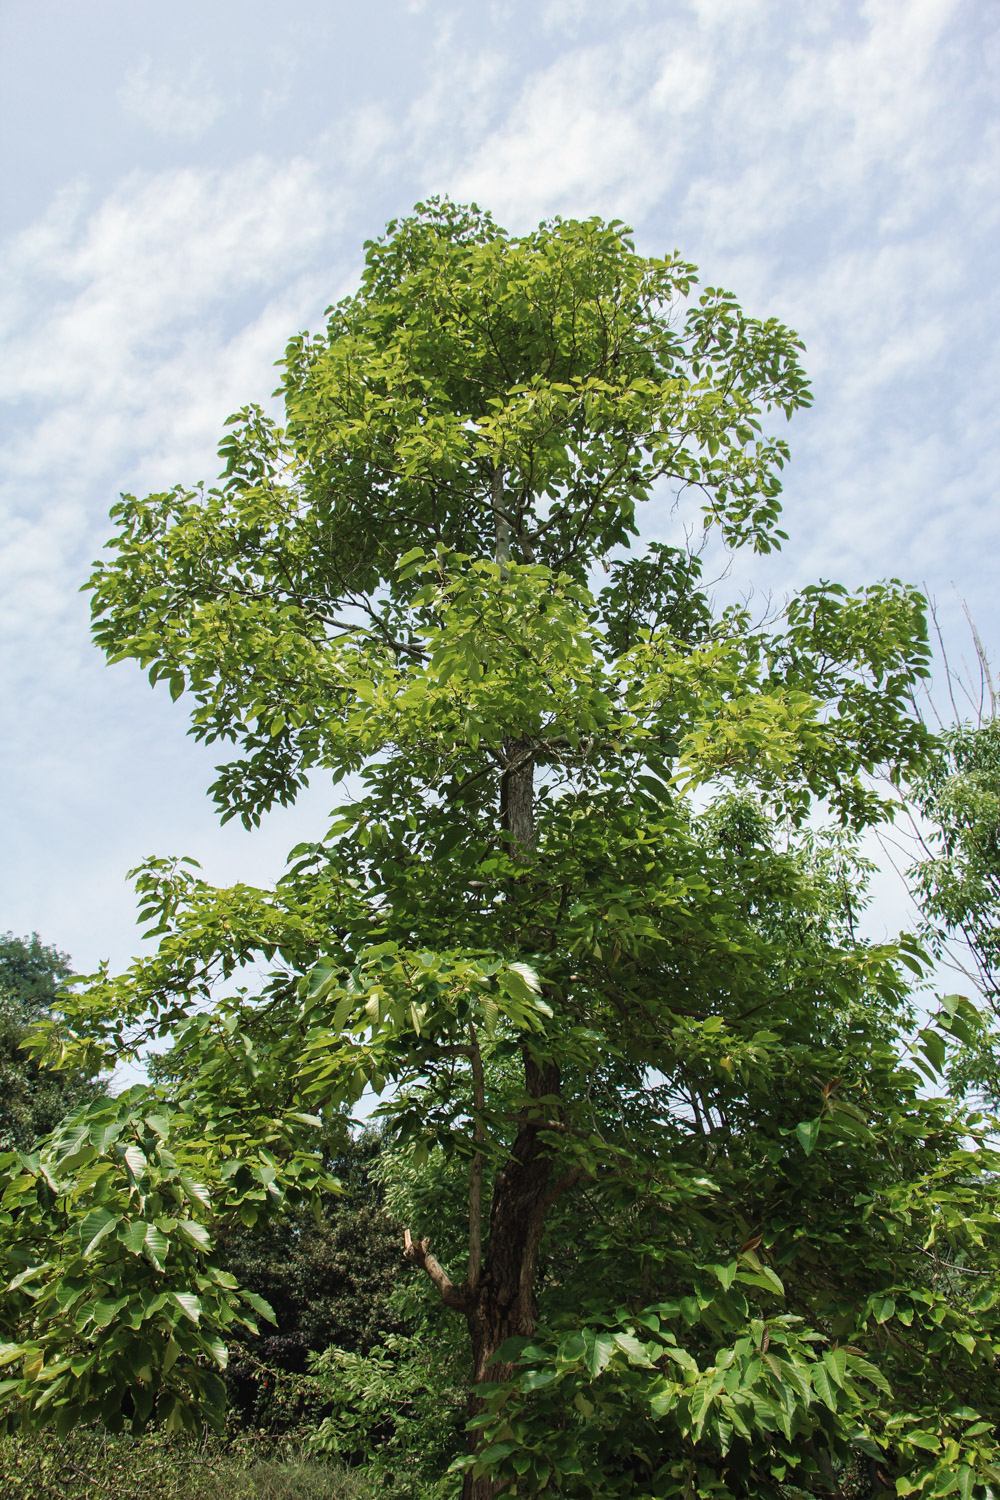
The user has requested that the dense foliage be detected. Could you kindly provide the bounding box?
[0,933,102,1153]
[3,201,999,1500]
[214,1130,408,1425]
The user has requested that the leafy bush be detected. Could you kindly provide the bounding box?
[309,1331,466,1500]
[0,931,103,1152]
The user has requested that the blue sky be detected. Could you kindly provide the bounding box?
[1,0,997,977]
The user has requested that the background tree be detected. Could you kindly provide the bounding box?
[0,932,101,1152]
[213,1129,410,1426]
[893,611,1000,1106]
[5,201,999,1499]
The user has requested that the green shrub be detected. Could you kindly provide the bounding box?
[308,1332,465,1500]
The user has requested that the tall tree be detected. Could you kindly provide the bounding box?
[5,202,1000,1497]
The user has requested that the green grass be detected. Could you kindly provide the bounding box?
[0,1431,375,1500]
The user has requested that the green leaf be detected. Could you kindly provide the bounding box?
[307,965,339,1000]
[123,1144,147,1182]
[810,1361,836,1410]
[495,1336,530,1363]
[178,1175,211,1210]
[587,1335,615,1378]
[613,1332,653,1366]
[143,1224,168,1270]
[507,961,540,993]
[795,1117,821,1155]
[822,1346,847,1388]
[240,1291,276,1325]
[708,1261,737,1290]
[917,1027,946,1074]
[176,1219,211,1253]
[80,1208,117,1257]
[169,1292,202,1325]
[91,1296,124,1329]
[848,1355,892,1396]
[905,1430,942,1453]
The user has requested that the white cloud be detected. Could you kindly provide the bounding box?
[0,153,349,788]
[0,150,361,970]
[451,40,669,225]
[1,0,997,972]
[118,56,224,141]
[443,0,998,592]
[0,157,339,479]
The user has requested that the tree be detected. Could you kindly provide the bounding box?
[907,719,1000,1103]
[213,1128,410,1427]
[0,932,101,1153]
[5,200,1000,1497]
[891,611,1000,1105]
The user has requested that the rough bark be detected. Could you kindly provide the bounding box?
[500,735,535,860]
[404,1059,568,1498]
[460,1054,561,1500]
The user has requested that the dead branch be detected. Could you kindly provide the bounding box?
[403,1227,470,1311]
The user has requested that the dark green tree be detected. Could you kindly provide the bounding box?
[216,1129,409,1425]
[0,933,100,1152]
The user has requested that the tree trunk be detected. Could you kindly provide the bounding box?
[500,736,535,859]
[461,1055,560,1500]
[460,464,552,1496]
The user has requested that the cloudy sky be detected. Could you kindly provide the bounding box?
[1,0,997,977]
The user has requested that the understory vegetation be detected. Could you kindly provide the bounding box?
[0,1427,372,1499]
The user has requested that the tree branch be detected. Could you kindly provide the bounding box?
[403,1228,470,1311]
[535,1165,587,1220]
[492,465,510,574]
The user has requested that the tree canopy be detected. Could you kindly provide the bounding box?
[4,201,999,1500]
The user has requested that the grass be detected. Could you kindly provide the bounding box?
[0,1430,375,1500]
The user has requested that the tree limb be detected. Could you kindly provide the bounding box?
[403,1228,470,1311]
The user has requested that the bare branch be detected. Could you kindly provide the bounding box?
[403,1228,469,1311]
[957,587,997,723]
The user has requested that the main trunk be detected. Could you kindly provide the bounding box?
[464,477,546,1498]
[461,1055,560,1500]
[500,735,534,859]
